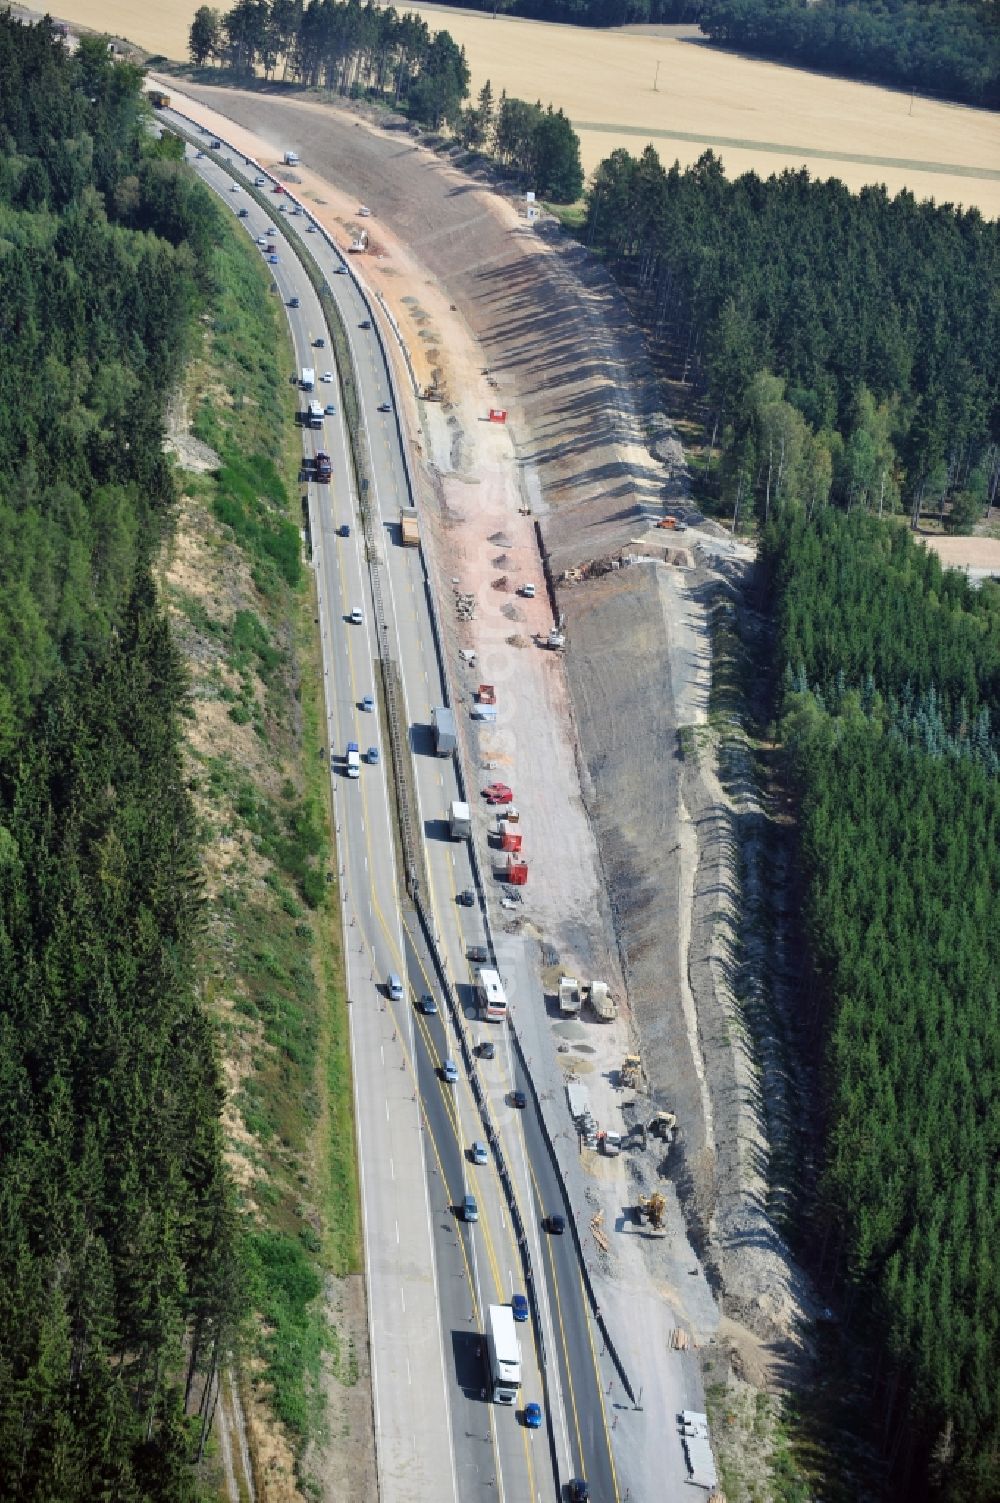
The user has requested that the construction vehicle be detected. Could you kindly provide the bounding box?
[400,509,419,546]
[149,90,171,109]
[449,800,471,840]
[585,980,616,1021]
[283,150,299,165]
[349,229,369,253]
[649,1109,677,1141]
[545,627,565,650]
[599,1131,622,1157]
[636,1192,667,1230]
[621,1054,643,1090]
[558,977,582,1016]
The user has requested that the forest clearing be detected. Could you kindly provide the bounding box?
[50,0,1000,213]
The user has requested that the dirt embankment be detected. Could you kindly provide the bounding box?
[167,81,816,1486]
[167,83,685,575]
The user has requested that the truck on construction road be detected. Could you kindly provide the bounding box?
[558,976,582,1016]
[449,800,471,839]
[432,706,456,756]
[400,510,419,546]
[283,150,299,166]
[485,1304,521,1405]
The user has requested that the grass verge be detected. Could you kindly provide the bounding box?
[158,185,363,1493]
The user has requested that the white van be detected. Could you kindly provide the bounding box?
[388,974,404,1001]
[347,742,361,778]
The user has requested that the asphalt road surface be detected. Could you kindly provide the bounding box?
[174,115,620,1503]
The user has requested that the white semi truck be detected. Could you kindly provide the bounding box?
[449,800,471,839]
[485,1304,521,1405]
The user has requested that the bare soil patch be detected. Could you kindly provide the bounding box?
[918,533,1000,575]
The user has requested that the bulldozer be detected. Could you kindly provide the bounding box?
[636,1192,667,1230]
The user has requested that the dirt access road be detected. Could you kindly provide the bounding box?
[163,81,814,1497]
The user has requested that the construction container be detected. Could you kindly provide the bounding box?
[472,702,498,722]
[506,857,528,886]
[477,684,496,704]
[500,829,523,853]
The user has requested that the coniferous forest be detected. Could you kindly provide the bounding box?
[700,0,1000,111]
[762,509,1000,1498]
[189,0,585,201]
[0,17,237,1497]
[586,149,1000,528]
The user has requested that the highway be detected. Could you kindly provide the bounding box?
[175,119,620,1503]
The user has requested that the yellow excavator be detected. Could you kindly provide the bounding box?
[621,1054,642,1089]
[636,1192,667,1230]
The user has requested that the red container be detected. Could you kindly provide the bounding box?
[506,857,528,885]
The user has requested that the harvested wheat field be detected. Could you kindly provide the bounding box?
[53,0,1000,214]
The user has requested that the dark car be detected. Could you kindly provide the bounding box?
[237,207,249,218]
[377,401,391,413]
[477,1040,495,1061]
[545,1214,566,1236]
[417,993,437,1015]
[511,1294,529,1323]
[210,138,221,148]
[524,1402,542,1429]
[457,889,475,908]
[467,945,489,963]
[567,1482,589,1503]
[288,296,300,308]
[359,319,371,330]
[314,336,325,348]
[338,524,351,538]
[510,1089,527,1109]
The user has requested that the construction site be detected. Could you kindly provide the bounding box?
[161,79,817,1501]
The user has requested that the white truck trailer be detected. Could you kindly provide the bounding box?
[300,367,315,391]
[432,706,456,756]
[485,1304,521,1405]
[449,800,471,839]
[477,968,508,1022]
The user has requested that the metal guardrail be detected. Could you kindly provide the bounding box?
[168,107,635,1465]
